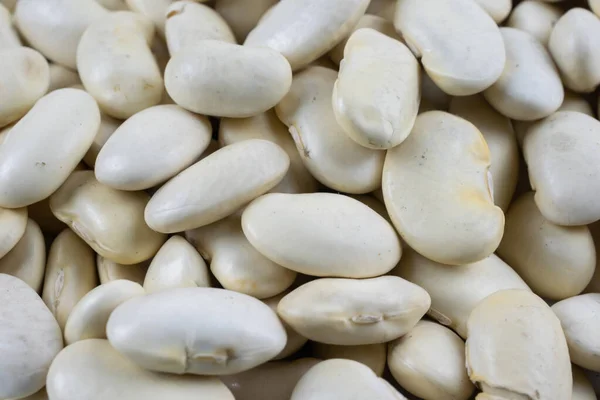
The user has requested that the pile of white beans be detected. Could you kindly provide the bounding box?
[1,0,600,399]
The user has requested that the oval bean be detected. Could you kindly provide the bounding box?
[507,1,562,46]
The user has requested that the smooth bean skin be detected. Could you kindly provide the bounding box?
[97,255,149,285]
[0,274,63,400]
[145,139,289,233]
[245,0,370,71]
[219,110,318,194]
[221,358,320,400]
[0,47,49,129]
[484,28,563,121]
[48,64,81,92]
[215,0,277,42]
[50,171,166,265]
[106,287,287,375]
[449,95,519,212]
[0,219,46,292]
[333,28,420,150]
[14,0,108,68]
[275,66,385,194]
[77,12,163,119]
[466,289,572,400]
[388,320,474,400]
[0,206,27,259]
[0,4,20,49]
[64,280,145,345]
[264,292,308,359]
[277,276,430,345]
[143,236,210,294]
[498,192,595,300]
[552,294,600,371]
[165,41,291,118]
[242,193,401,278]
[0,89,100,208]
[572,365,597,400]
[46,339,235,400]
[394,0,505,96]
[524,111,600,226]
[95,105,212,191]
[507,1,562,46]
[475,0,512,23]
[42,229,99,330]
[186,214,296,299]
[165,1,236,55]
[393,249,529,338]
[383,111,504,266]
[549,8,600,93]
[291,359,407,400]
[311,343,386,376]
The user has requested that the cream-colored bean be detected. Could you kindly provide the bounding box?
[388,320,475,400]
[222,358,320,400]
[215,0,277,42]
[165,1,235,56]
[14,0,107,68]
[245,0,369,71]
[264,292,308,359]
[42,229,98,330]
[333,29,420,150]
[50,171,166,264]
[449,95,519,212]
[64,280,145,344]
[291,359,407,400]
[143,236,210,294]
[311,343,386,376]
[0,47,49,129]
[275,66,385,193]
[524,111,600,226]
[498,192,595,300]
[28,198,66,235]
[383,111,504,265]
[393,249,529,338]
[96,105,212,191]
[572,365,597,400]
[219,110,318,194]
[549,8,600,93]
[47,339,235,400]
[47,64,81,92]
[0,274,63,400]
[467,289,572,400]
[507,1,562,47]
[0,89,99,208]
[165,41,291,118]
[329,14,402,65]
[95,0,128,10]
[0,206,27,259]
[475,0,512,24]
[186,214,296,299]
[77,12,163,119]
[146,139,289,233]
[484,28,563,121]
[394,0,505,96]
[0,3,20,49]
[278,276,430,345]
[0,219,45,292]
[97,255,149,285]
[367,0,396,21]
[82,113,121,168]
[552,294,600,371]
[242,193,401,278]
[107,287,287,375]
[125,0,209,37]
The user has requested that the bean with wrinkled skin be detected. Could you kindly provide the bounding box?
[50,171,166,265]
[64,280,145,345]
[277,276,430,345]
[275,66,385,194]
[97,255,149,285]
[143,236,210,294]
[77,12,163,119]
[107,287,287,375]
[507,1,563,47]
[333,28,420,150]
[0,206,27,259]
[388,320,475,400]
[0,3,20,49]
[245,0,370,71]
[47,339,235,400]
[214,0,277,42]
[310,343,386,376]
[264,291,308,359]
[42,229,99,330]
